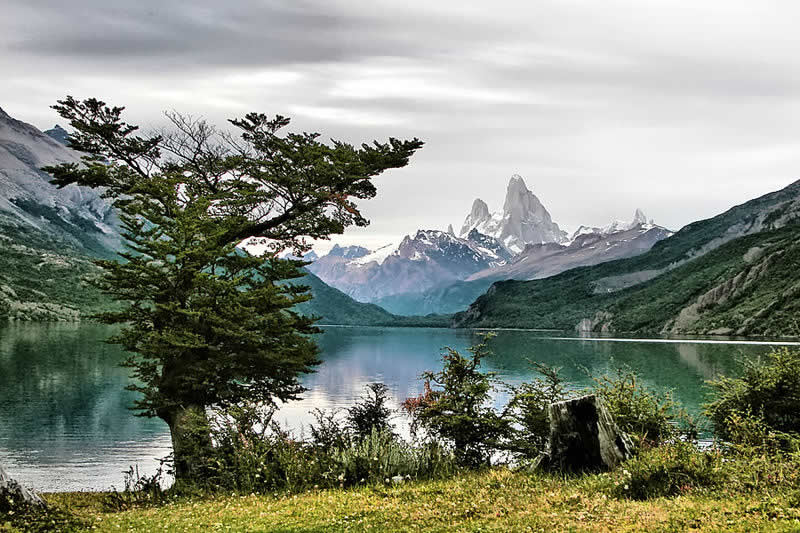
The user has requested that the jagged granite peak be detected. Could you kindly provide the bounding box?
[447,223,455,236]
[327,244,370,259]
[460,198,490,236]
[460,174,568,254]
[500,174,568,251]
[570,209,659,241]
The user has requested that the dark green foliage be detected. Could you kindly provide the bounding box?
[705,348,800,447]
[42,96,422,482]
[503,363,568,458]
[592,366,695,445]
[403,335,511,467]
[347,383,395,441]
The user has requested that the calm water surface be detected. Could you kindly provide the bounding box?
[1,322,796,491]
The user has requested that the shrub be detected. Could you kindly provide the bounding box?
[706,348,800,447]
[329,428,457,486]
[197,384,459,493]
[503,362,568,459]
[309,408,351,450]
[611,441,726,500]
[402,336,511,467]
[346,383,395,441]
[105,461,170,510]
[592,366,695,445]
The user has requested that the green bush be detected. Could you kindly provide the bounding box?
[346,382,395,441]
[197,386,458,493]
[503,362,568,459]
[402,335,511,467]
[706,348,800,447]
[610,442,726,500]
[592,366,695,445]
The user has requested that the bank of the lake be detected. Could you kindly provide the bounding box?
[40,467,800,532]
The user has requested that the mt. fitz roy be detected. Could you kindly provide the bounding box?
[460,174,569,253]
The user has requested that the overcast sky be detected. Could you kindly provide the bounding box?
[3,0,800,252]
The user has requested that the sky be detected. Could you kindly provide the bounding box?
[3,0,800,254]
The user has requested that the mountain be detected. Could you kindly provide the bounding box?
[372,211,672,316]
[0,108,120,255]
[306,229,511,306]
[459,174,568,253]
[44,125,71,146]
[467,210,673,282]
[453,179,800,336]
[291,270,402,326]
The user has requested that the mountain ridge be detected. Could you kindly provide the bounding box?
[453,179,800,335]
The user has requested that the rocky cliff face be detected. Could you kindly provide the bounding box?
[459,175,568,253]
[0,107,119,255]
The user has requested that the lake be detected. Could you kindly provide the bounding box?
[1,322,797,492]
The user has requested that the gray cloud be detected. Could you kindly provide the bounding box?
[2,0,800,249]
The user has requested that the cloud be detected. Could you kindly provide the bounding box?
[2,0,800,245]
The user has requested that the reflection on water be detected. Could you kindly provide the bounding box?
[0,323,786,491]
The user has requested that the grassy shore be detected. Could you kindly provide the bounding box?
[22,468,800,532]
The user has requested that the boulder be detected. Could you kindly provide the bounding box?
[537,394,633,472]
[0,463,47,512]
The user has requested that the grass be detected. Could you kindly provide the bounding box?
[24,468,800,532]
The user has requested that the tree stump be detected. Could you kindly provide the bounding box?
[0,463,47,512]
[537,394,633,472]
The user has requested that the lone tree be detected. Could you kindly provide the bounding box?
[44,97,422,482]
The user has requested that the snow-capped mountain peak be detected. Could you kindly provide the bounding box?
[569,209,665,242]
[458,174,568,254]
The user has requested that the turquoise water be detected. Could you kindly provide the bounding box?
[0,322,793,491]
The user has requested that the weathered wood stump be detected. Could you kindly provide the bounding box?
[0,463,47,512]
[537,394,633,472]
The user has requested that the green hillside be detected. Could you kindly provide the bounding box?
[0,219,446,326]
[0,219,112,321]
[454,180,800,336]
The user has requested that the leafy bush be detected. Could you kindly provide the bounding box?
[197,385,458,493]
[503,362,568,459]
[706,348,800,447]
[610,442,725,500]
[346,382,395,441]
[592,366,695,445]
[329,429,457,486]
[403,336,511,467]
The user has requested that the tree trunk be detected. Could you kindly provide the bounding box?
[163,404,213,484]
[537,394,633,472]
[0,463,47,511]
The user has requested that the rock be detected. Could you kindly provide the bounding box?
[0,463,47,511]
[538,394,633,472]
